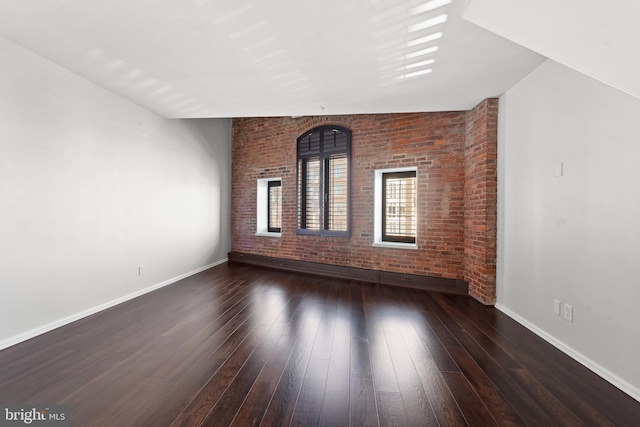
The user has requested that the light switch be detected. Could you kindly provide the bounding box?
[563,304,573,322]
[555,161,564,177]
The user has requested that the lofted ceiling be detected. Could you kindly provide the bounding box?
[0,0,547,118]
[464,0,640,101]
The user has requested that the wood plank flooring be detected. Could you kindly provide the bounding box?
[1,262,638,426]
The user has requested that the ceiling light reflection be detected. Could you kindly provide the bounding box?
[172,98,196,108]
[399,59,435,70]
[374,0,452,86]
[278,78,306,88]
[242,36,276,52]
[263,59,294,72]
[126,69,143,80]
[253,49,286,63]
[229,20,266,39]
[106,59,125,72]
[393,68,432,82]
[162,92,184,103]
[404,46,438,59]
[272,69,299,80]
[407,14,447,33]
[406,32,442,47]
[136,78,158,91]
[404,68,432,78]
[409,0,452,16]
[84,49,102,61]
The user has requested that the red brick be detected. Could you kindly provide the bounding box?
[231,100,498,303]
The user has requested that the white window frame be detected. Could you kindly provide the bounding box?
[256,177,282,237]
[373,167,418,249]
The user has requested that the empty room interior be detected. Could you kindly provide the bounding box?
[1,0,639,426]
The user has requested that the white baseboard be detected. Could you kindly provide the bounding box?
[495,303,640,403]
[0,258,228,351]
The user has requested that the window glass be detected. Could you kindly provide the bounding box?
[382,171,417,243]
[256,178,282,236]
[268,181,282,233]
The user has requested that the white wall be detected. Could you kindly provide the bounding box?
[498,59,640,399]
[0,37,231,347]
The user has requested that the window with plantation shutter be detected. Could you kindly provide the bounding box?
[297,126,351,236]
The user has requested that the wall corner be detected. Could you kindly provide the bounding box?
[464,98,499,305]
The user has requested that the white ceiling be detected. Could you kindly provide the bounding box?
[0,0,547,118]
[464,0,640,101]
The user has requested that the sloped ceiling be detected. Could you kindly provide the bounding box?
[463,0,640,100]
[0,0,545,118]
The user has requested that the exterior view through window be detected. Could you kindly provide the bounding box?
[382,171,416,243]
[267,180,282,233]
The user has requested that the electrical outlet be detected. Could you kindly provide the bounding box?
[553,300,561,316]
[563,304,573,322]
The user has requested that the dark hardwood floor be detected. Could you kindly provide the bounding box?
[1,262,638,426]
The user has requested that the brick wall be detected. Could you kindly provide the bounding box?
[231,99,498,303]
[464,99,499,304]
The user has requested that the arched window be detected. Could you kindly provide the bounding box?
[296,126,351,236]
